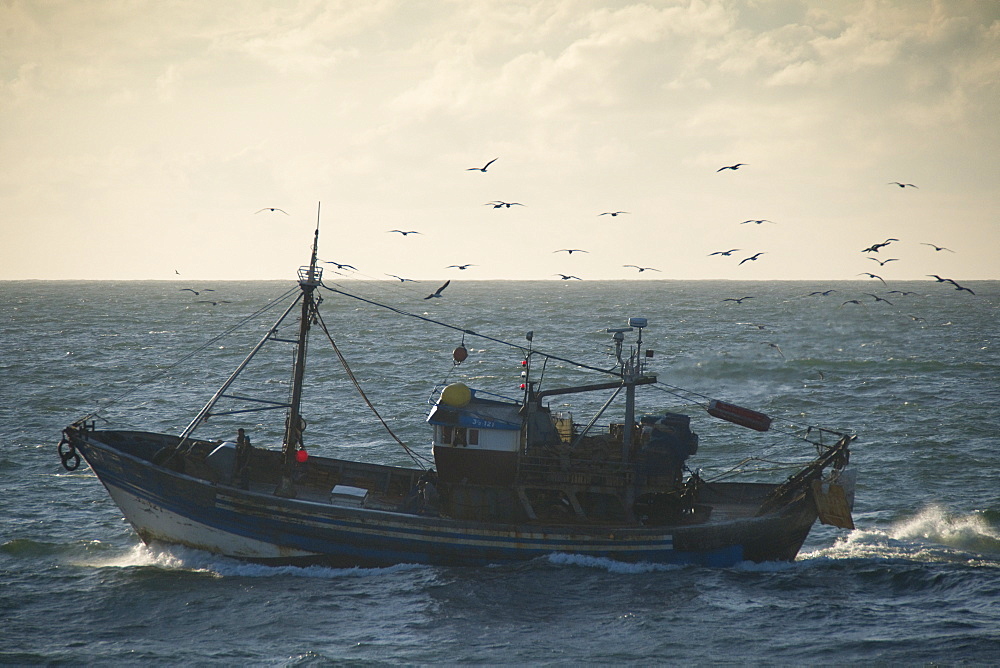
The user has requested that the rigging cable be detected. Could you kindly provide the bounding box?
[77,284,302,424]
[313,307,434,469]
[319,282,852,448]
[320,283,622,378]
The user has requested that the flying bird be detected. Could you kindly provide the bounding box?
[709,249,740,256]
[807,289,837,296]
[388,230,421,236]
[868,257,899,266]
[467,158,498,172]
[385,274,415,282]
[861,238,899,253]
[255,207,288,214]
[180,288,200,295]
[723,297,754,304]
[554,249,588,254]
[865,293,894,305]
[762,342,785,359]
[197,300,231,306]
[950,281,975,295]
[324,261,357,271]
[741,219,774,225]
[599,211,629,217]
[623,265,660,272]
[921,243,954,252]
[858,272,887,286]
[888,182,918,188]
[717,163,746,171]
[486,201,524,208]
[739,252,765,265]
[555,274,582,280]
[926,274,951,283]
[887,290,918,296]
[841,300,863,307]
[447,264,476,270]
[424,280,450,300]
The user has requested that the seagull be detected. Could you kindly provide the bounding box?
[888,182,918,188]
[467,158,498,172]
[180,288,200,295]
[324,261,357,271]
[486,201,524,208]
[921,243,954,252]
[865,293,894,305]
[197,300,231,306]
[717,163,746,171]
[554,249,588,254]
[927,274,951,283]
[908,314,926,321]
[723,296,754,304]
[709,249,740,256]
[388,230,421,236]
[424,280,450,300]
[174,270,180,275]
[861,238,899,253]
[623,265,660,272]
[858,272,887,286]
[762,342,784,359]
[555,274,582,280]
[738,252,765,265]
[887,290,918,296]
[868,257,899,266]
[385,274,415,282]
[841,300,863,307]
[255,207,289,214]
[741,219,774,225]
[950,281,975,295]
[447,264,476,270]
[807,289,837,296]
[599,211,629,217]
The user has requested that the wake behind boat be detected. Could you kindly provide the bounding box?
[58,224,856,568]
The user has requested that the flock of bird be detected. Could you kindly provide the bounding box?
[236,157,977,359]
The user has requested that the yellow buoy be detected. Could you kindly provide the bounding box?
[441,382,472,407]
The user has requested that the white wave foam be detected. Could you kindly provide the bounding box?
[801,505,1000,562]
[545,552,683,573]
[77,542,429,578]
[890,505,1000,555]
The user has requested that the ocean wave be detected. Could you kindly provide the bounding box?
[73,543,432,579]
[802,506,1000,565]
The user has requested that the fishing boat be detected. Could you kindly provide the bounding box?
[58,225,857,568]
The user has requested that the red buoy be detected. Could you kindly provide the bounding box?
[706,399,772,432]
[453,345,469,363]
[295,449,309,463]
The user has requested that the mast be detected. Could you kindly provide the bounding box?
[275,204,322,497]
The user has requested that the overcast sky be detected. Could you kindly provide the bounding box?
[2,1,998,281]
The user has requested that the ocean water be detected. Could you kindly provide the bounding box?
[2,278,999,665]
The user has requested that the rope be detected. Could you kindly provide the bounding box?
[313,307,434,469]
[77,284,302,423]
[319,283,620,378]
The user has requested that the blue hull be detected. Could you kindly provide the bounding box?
[70,430,819,568]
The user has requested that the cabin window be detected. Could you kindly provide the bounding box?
[438,425,478,447]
